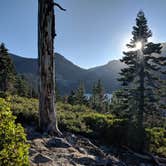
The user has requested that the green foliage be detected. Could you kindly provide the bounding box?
[91,80,104,112]
[82,113,127,145]
[119,10,163,118]
[10,96,127,145]
[57,102,92,112]
[75,81,87,105]
[110,89,130,118]
[90,80,110,113]
[0,98,29,165]
[67,90,76,105]
[146,128,166,157]
[58,110,90,134]
[158,80,166,125]
[9,95,166,156]
[57,102,96,134]
[0,43,16,93]
[67,82,88,105]
[0,43,35,98]
[57,105,128,146]
[118,11,165,151]
[111,89,166,128]
[14,75,31,97]
[10,95,38,123]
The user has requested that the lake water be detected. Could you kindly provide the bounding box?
[85,93,112,102]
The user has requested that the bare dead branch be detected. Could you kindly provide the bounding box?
[53,2,66,11]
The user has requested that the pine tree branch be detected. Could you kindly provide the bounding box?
[53,2,66,11]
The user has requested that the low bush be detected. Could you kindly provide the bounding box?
[58,111,91,134]
[9,95,166,157]
[10,95,38,124]
[58,110,128,145]
[0,98,29,165]
[82,112,127,145]
[146,127,166,157]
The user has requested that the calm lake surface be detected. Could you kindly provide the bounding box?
[85,93,112,102]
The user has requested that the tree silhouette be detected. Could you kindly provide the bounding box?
[119,10,165,151]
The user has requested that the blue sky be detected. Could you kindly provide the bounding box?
[0,0,166,68]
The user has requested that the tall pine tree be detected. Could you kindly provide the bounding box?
[14,75,30,97]
[160,52,166,119]
[0,43,16,93]
[75,81,87,105]
[90,80,106,112]
[119,10,165,151]
[68,90,76,105]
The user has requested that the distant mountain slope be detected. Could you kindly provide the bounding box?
[9,42,166,94]
[10,53,38,75]
[10,54,102,94]
[89,60,125,91]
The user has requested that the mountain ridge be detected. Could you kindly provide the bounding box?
[9,42,166,94]
[10,53,122,94]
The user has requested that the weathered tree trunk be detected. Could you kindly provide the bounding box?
[38,0,61,135]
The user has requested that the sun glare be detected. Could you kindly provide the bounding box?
[122,34,145,52]
[135,41,142,50]
[123,40,143,52]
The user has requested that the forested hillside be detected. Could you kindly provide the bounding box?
[10,53,123,94]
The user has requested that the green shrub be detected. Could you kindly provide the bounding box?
[58,108,127,145]
[146,127,166,157]
[0,98,29,165]
[57,102,73,112]
[82,113,128,145]
[58,111,91,134]
[72,104,92,112]
[57,103,92,134]
[10,95,38,123]
[57,102,92,112]
[9,95,166,156]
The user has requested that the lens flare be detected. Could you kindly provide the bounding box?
[135,41,142,50]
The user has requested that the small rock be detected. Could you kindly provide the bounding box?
[46,137,71,148]
[31,139,48,151]
[78,147,87,154]
[33,154,53,164]
[75,156,96,165]
[29,148,38,156]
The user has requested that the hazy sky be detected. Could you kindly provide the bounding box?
[0,0,166,68]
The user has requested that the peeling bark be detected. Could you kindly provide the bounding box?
[38,0,61,135]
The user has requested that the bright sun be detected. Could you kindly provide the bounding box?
[122,34,144,52]
[123,41,143,52]
[135,41,142,50]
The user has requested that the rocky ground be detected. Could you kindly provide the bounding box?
[26,127,163,166]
